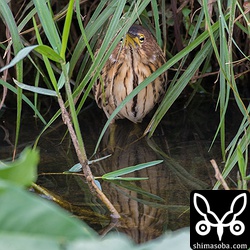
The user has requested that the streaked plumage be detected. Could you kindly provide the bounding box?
[93,24,167,123]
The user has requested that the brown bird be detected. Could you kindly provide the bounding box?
[93,24,167,123]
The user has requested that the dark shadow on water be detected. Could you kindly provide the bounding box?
[0,96,242,243]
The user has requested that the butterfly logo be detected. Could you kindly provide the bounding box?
[193,193,246,241]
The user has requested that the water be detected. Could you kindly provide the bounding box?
[0,95,240,243]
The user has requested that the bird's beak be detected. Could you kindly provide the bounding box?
[124,33,141,48]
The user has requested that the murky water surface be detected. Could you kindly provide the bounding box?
[0,96,241,243]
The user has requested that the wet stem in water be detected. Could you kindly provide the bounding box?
[57,94,121,219]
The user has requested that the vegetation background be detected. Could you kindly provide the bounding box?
[0,0,249,248]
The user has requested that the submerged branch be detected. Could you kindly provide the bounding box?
[210,159,230,190]
[57,95,120,219]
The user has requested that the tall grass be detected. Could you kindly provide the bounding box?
[0,0,249,194]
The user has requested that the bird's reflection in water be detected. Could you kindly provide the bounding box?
[91,120,210,243]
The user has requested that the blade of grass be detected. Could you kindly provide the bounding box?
[13,79,58,97]
[32,17,59,94]
[33,70,40,117]
[218,1,230,161]
[0,45,64,73]
[32,0,61,53]
[0,46,37,72]
[103,177,149,181]
[0,0,24,158]
[102,160,163,179]
[151,0,163,47]
[60,0,74,60]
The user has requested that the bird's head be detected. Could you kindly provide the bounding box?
[123,24,150,49]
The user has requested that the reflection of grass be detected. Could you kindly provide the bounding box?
[111,183,189,211]
[147,138,209,190]
[115,181,165,202]
[0,1,249,196]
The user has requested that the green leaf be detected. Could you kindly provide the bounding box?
[58,62,70,89]
[34,45,64,63]
[0,148,39,187]
[60,0,74,60]
[0,0,23,76]
[0,221,189,250]
[0,45,37,73]
[0,45,63,73]
[13,79,58,97]
[0,181,96,243]
[32,0,61,53]
[0,233,60,250]
[102,160,163,180]
[94,179,102,191]
[67,154,112,173]
[67,163,82,173]
[68,228,190,250]
[104,177,149,181]
[0,0,24,160]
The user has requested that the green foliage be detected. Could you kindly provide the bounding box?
[0,148,95,248]
[0,0,23,153]
[0,180,95,240]
[0,148,189,250]
[0,148,39,187]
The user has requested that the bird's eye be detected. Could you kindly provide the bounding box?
[138,34,144,43]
